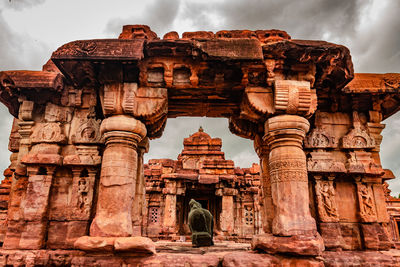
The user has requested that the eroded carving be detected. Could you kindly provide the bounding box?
[72,109,102,144]
[315,178,339,222]
[341,112,375,149]
[31,123,66,144]
[357,182,377,223]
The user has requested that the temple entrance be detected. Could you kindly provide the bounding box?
[177,187,222,236]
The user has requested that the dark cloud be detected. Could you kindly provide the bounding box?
[105,0,181,37]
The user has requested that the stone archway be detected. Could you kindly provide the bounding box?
[0,24,399,264]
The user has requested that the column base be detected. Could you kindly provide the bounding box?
[251,233,324,256]
[74,236,156,254]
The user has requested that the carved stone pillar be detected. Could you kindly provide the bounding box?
[90,115,146,237]
[220,194,234,233]
[132,137,149,235]
[252,115,324,256]
[163,179,177,235]
[254,135,274,233]
[265,114,316,236]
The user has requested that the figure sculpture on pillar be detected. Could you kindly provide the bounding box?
[188,199,214,247]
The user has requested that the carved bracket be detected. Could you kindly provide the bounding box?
[102,83,168,138]
[239,87,274,123]
[274,80,317,117]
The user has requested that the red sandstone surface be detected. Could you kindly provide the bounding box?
[0,24,399,266]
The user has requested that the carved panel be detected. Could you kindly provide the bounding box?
[356,182,377,223]
[305,128,337,149]
[72,110,102,144]
[244,205,254,226]
[341,112,375,149]
[77,178,90,213]
[31,123,66,144]
[44,103,72,123]
[307,151,346,173]
[149,207,159,224]
[269,158,307,183]
[315,179,339,222]
[346,151,383,175]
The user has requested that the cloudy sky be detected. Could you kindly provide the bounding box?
[1,0,400,195]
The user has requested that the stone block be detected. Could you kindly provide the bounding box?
[319,222,343,250]
[340,223,362,250]
[114,236,156,254]
[74,236,115,252]
[19,221,46,249]
[361,223,392,250]
[47,220,88,249]
[198,174,219,184]
[2,220,24,249]
[251,233,324,256]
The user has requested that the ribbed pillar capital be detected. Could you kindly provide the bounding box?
[264,115,309,149]
[101,115,146,147]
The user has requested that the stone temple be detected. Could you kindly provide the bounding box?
[0,24,400,265]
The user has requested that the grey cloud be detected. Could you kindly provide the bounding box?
[179,0,365,39]
[105,0,181,37]
[1,0,46,11]
[0,5,49,177]
[144,118,258,169]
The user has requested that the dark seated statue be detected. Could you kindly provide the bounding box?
[188,199,214,247]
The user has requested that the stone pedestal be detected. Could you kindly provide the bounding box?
[90,115,146,237]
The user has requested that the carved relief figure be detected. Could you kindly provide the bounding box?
[31,123,66,143]
[315,180,339,222]
[77,179,89,211]
[358,183,377,221]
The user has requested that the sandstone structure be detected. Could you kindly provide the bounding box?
[143,128,262,242]
[0,24,399,265]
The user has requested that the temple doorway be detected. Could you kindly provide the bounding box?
[177,187,222,236]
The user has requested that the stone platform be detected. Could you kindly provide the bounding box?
[1,242,400,266]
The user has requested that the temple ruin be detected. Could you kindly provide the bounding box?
[143,128,262,241]
[0,24,400,265]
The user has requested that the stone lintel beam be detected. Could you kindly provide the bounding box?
[343,73,400,120]
[90,115,146,237]
[0,71,64,117]
[263,39,354,91]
